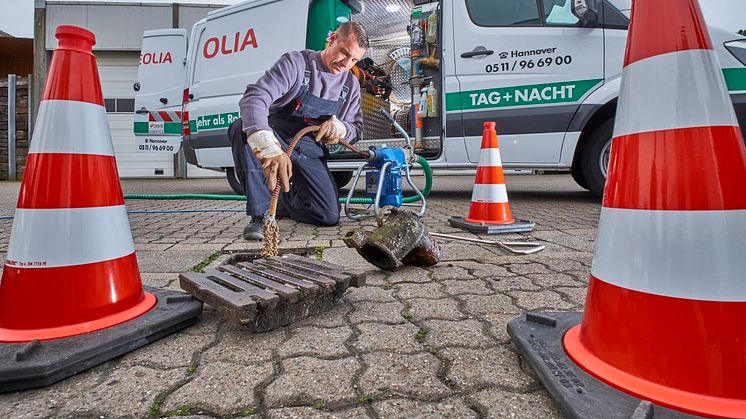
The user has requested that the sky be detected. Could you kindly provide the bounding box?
[1,0,744,39]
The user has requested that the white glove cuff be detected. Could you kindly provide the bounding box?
[247,130,283,159]
[331,115,347,138]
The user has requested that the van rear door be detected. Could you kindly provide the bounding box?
[133,29,187,154]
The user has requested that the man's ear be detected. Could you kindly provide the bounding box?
[328,31,338,45]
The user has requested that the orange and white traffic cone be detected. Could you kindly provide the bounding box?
[449,122,533,234]
[508,0,746,417]
[0,25,201,393]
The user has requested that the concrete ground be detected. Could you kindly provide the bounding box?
[0,174,600,418]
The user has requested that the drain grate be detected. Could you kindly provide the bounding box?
[179,254,365,332]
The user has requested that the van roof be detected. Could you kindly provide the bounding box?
[206,0,277,20]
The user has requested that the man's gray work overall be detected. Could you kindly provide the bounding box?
[230,53,349,226]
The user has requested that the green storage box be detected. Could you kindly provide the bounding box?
[306,0,352,51]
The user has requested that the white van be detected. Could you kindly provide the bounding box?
[134,0,746,197]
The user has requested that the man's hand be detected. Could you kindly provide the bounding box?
[261,153,292,192]
[315,115,346,145]
[245,130,291,192]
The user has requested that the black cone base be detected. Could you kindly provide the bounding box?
[0,287,202,393]
[448,216,534,234]
[507,312,695,419]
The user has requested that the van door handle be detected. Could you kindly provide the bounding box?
[135,107,149,115]
[159,97,168,104]
[461,47,494,58]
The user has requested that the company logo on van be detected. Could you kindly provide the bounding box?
[202,28,258,59]
[140,52,173,65]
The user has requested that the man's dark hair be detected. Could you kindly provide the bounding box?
[337,21,369,49]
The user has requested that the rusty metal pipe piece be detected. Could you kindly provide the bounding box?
[343,208,441,271]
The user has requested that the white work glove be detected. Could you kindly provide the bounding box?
[315,115,347,145]
[246,130,291,192]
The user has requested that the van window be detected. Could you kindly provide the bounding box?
[543,0,580,25]
[465,0,541,27]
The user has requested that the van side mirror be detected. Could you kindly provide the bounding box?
[572,0,599,26]
[133,82,140,92]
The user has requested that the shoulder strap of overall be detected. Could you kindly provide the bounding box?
[300,50,311,88]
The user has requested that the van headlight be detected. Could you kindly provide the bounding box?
[725,40,746,66]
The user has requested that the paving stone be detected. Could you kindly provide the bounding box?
[396,282,446,300]
[223,242,265,251]
[450,261,516,279]
[135,243,173,251]
[566,270,591,284]
[137,250,215,273]
[408,298,466,321]
[359,352,450,399]
[0,368,102,418]
[168,243,225,251]
[265,357,359,408]
[389,266,432,284]
[437,242,497,262]
[535,257,589,273]
[362,270,391,287]
[278,326,352,358]
[502,262,552,276]
[459,294,521,316]
[442,346,537,391]
[423,319,493,348]
[349,301,406,324]
[322,247,377,270]
[354,323,422,354]
[428,263,470,280]
[291,302,352,328]
[181,309,222,337]
[344,286,397,303]
[483,313,521,344]
[440,279,493,296]
[471,389,563,418]
[58,365,183,417]
[140,272,179,289]
[202,329,285,364]
[555,286,588,307]
[162,361,273,415]
[267,406,368,418]
[487,276,542,292]
[507,290,576,311]
[373,397,477,419]
[120,331,214,368]
[527,272,585,288]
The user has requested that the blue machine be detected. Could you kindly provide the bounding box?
[344,110,426,220]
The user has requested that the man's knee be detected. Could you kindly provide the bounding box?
[314,210,339,226]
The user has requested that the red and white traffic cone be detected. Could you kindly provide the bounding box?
[0,25,201,393]
[508,1,746,417]
[449,122,533,234]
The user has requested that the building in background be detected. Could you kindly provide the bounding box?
[35,1,225,178]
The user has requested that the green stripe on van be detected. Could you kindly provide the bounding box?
[192,112,240,132]
[133,121,182,135]
[724,68,746,92]
[445,79,603,112]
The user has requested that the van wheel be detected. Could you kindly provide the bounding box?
[226,168,245,195]
[571,168,589,191]
[581,119,614,199]
[332,171,353,190]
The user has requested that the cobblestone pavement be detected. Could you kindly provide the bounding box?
[0,174,600,418]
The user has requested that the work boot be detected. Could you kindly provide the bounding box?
[243,215,265,241]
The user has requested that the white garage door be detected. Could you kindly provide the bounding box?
[96,51,221,179]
